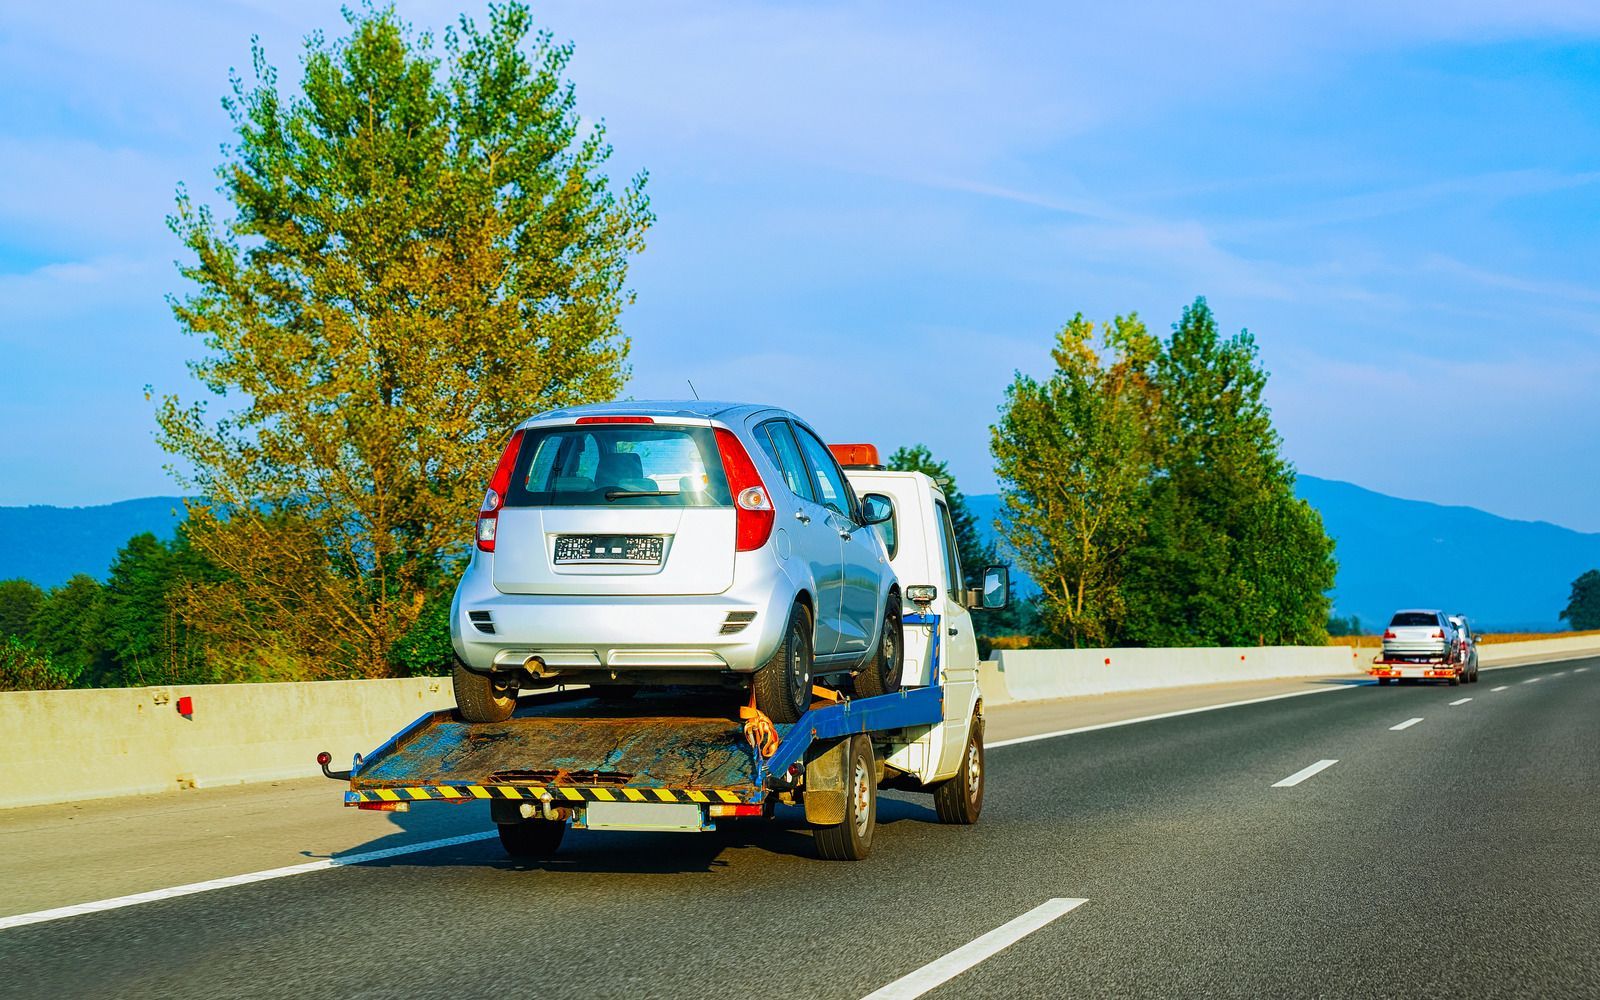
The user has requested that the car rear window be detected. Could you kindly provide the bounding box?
[1389,612,1439,627]
[504,425,732,507]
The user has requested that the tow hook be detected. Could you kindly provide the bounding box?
[317,750,359,782]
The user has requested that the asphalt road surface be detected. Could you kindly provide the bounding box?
[2,657,1595,999]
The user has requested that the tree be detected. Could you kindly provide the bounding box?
[156,4,651,678]
[0,636,74,692]
[1121,299,1335,646]
[991,314,1160,646]
[1561,569,1600,631]
[0,579,45,640]
[25,575,108,687]
[101,529,221,687]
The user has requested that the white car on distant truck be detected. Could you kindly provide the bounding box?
[1372,608,1476,685]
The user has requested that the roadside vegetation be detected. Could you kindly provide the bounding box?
[991,300,1336,649]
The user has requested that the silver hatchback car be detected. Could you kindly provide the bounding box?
[450,401,902,723]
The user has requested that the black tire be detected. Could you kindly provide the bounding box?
[933,715,985,825]
[497,818,565,858]
[453,661,517,723]
[1377,677,1391,686]
[854,592,903,699]
[814,735,876,861]
[1448,671,1461,686]
[594,684,639,703]
[753,603,813,723]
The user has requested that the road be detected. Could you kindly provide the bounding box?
[1,657,1596,998]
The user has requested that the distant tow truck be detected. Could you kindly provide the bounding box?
[322,460,1006,861]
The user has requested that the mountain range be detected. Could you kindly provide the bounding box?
[3,478,1596,631]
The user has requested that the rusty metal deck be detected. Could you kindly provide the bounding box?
[351,691,761,796]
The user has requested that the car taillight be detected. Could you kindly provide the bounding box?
[714,428,774,552]
[1383,629,1396,639]
[476,429,525,553]
[1432,629,1444,639]
[575,415,654,424]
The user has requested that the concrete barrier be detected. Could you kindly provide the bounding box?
[1478,634,1600,668]
[989,645,1357,706]
[0,677,457,810]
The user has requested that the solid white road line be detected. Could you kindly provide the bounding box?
[0,831,498,932]
[1390,717,1424,731]
[860,898,1090,1000]
[987,684,1354,750]
[1272,759,1339,787]
[1491,686,1508,692]
[1449,697,1472,706]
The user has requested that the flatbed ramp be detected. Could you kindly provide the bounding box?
[349,693,765,804]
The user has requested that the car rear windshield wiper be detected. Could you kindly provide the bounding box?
[604,489,679,501]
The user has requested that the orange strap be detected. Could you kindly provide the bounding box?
[740,691,781,759]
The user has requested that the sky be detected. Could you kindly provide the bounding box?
[2,1,1598,529]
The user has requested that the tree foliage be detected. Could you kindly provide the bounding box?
[991,298,1335,648]
[886,445,992,589]
[1560,569,1600,631]
[0,636,74,692]
[156,4,651,678]
[991,314,1159,646]
[0,579,44,640]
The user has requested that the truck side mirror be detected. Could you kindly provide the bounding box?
[860,493,894,526]
[978,565,1009,610]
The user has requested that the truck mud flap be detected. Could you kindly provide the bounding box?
[803,738,848,825]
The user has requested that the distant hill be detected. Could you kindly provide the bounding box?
[0,497,187,588]
[968,478,1599,632]
[5,481,1596,631]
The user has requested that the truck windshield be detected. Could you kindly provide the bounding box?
[1389,612,1439,627]
[505,425,732,508]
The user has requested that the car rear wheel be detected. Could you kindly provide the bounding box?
[853,592,903,699]
[453,661,518,723]
[753,603,813,723]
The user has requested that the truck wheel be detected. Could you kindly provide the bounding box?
[1377,677,1391,686]
[497,818,565,859]
[933,716,985,825]
[815,735,876,861]
[1448,671,1461,686]
[753,603,813,723]
[453,662,517,723]
[853,592,903,699]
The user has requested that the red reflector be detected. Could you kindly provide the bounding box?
[575,415,654,424]
[357,801,410,812]
[828,443,879,467]
[176,695,193,715]
[709,803,764,818]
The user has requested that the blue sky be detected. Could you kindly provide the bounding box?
[2,2,1598,529]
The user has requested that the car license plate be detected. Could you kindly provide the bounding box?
[553,534,665,565]
[584,801,704,831]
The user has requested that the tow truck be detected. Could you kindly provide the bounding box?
[322,452,1005,861]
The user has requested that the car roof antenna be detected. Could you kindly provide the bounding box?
[686,379,700,400]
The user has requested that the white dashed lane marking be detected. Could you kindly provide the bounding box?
[1390,717,1424,731]
[1272,759,1339,788]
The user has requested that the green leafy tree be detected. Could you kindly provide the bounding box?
[991,314,1160,646]
[156,4,651,678]
[1121,299,1335,646]
[1561,569,1600,631]
[25,575,108,687]
[0,579,45,639]
[100,529,222,686]
[0,636,75,692]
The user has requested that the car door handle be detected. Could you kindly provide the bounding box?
[947,626,960,636]
[794,511,811,524]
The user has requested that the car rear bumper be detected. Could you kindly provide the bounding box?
[450,561,795,677]
[1380,641,1450,658]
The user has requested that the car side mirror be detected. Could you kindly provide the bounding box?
[860,493,894,526]
[976,565,1009,610]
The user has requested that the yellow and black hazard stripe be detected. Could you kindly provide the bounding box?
[346,784,750,805]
